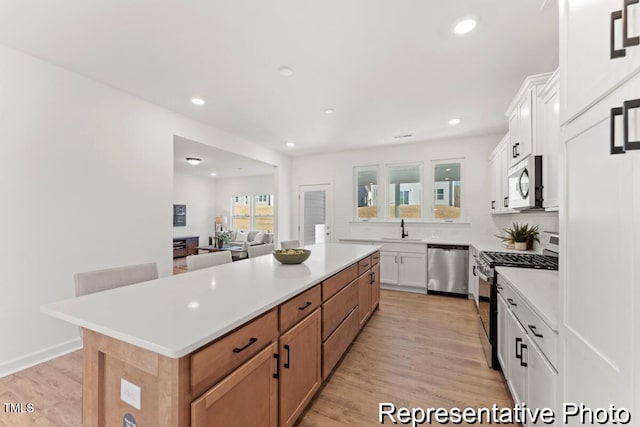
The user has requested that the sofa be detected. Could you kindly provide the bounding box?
[227,230,274,247]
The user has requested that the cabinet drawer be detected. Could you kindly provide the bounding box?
[190,309,278,397]
[322,307,359,379]
[517,302,558,370]
[357,256,372,276]
[279,285,321,333]
[322,280,358,340]
[322,264,358,301]
[498,278,558,369]
[371,251,380,266]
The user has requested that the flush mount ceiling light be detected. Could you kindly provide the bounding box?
[452,18,477,35]
[448,118,461,125]
[191,97,206,105]
[185,157,201,165]
[278,66,294,77]
[324,108,335,115]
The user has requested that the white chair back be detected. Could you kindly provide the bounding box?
[75,263,158,297]
[280,240,301,250]
[187,251,233,271]
[248,243,275,258]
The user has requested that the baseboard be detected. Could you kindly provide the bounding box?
[380,284,427,294]
[0,337,82,378]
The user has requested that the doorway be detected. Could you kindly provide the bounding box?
[299,184,333,245]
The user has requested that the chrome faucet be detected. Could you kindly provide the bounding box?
[400,219,408,239]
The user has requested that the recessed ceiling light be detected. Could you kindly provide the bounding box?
[324,108,335,115]
[187,300,200,310]
[286,142,295,148]
[278,66,294,77]
[448,118,461,126]
[185,157,201,165]
[445,177,450,181]
[191,97,206,106]
[446,168,452,172]
[210,172,217,176]
[452,18,477,35]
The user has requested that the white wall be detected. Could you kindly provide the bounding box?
[173,172,217,246]
[291,134,502,242]
[0,44,292,376]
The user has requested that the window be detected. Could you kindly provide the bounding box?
[354,166,379,220]
[232,195,251,230]
[254,194,274,232]
[387,163,422,219]
[432,160,462,220]
[231,194,274,231]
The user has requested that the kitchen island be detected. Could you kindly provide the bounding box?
[41,243,380,427]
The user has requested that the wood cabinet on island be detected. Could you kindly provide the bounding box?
[41,243,380,427]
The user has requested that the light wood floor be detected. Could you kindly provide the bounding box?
[0,290,512,426]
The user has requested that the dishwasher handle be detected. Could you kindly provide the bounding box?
[427,244,469,251]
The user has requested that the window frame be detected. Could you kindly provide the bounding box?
[385,162,424,222]
[428,158,465,222]
[353,165,381,222]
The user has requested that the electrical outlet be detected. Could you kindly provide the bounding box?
[120,379,141,410]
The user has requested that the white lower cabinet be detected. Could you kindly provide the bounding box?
[380,251,426,291]
[498,275,558,426]
[496,293,508,377]
[506,307,527,407]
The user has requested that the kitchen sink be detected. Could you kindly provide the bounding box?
[381,237,424,242]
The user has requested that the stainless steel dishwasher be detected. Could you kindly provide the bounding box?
[427,244,469,296]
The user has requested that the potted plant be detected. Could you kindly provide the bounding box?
[216,230,231,249]
[496,222,540,251]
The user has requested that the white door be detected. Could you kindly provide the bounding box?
[299,184,333,246]
[526,336,557,421]
[497,293,509,377]
[507,308,527,407]
[397,253,427,290]
[379,252,399,285]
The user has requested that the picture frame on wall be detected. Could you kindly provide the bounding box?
[173,204,186,226]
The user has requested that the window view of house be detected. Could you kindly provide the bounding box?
[355,166,379,220]
[387,164,422,219]
[433,162,461,220]
[232,194,274,231]
[232,195,251,229]
[254,194,274,232]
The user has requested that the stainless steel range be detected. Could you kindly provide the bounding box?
[477,232,559,369]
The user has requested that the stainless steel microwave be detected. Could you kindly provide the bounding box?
[508,155,543,209]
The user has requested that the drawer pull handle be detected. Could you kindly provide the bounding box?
[497,284,503,291]
[611,10,627,59]
[297,301,312,311]
[273,353,280,379]
[623,98,640,151]
[611,107,625,154]
[472,265,477,277]
[528,325,544,338]
[284,344,291,368]
[362,263,369,268]
[520,343,528,367]
[233,337,258,353]
[623,0,640,47]
[515,337,522,359]
[507,298,517,307]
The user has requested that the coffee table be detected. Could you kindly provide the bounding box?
[196,245,246,260]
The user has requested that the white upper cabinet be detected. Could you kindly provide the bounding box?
[506,74,552,169]
[538,70,560,210]
[489,134,516,214]
[561,0,640,123]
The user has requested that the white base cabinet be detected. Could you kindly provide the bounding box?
[498,275,558,426]
[380,251,426,291]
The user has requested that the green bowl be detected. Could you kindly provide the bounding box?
[272,249,311,264]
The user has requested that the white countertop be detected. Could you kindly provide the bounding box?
[338,236,539,254]
[495,266,559,331]
[41,243,379,358]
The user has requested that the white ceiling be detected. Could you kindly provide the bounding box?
[174,136,274,179]
[0,0,558,156]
